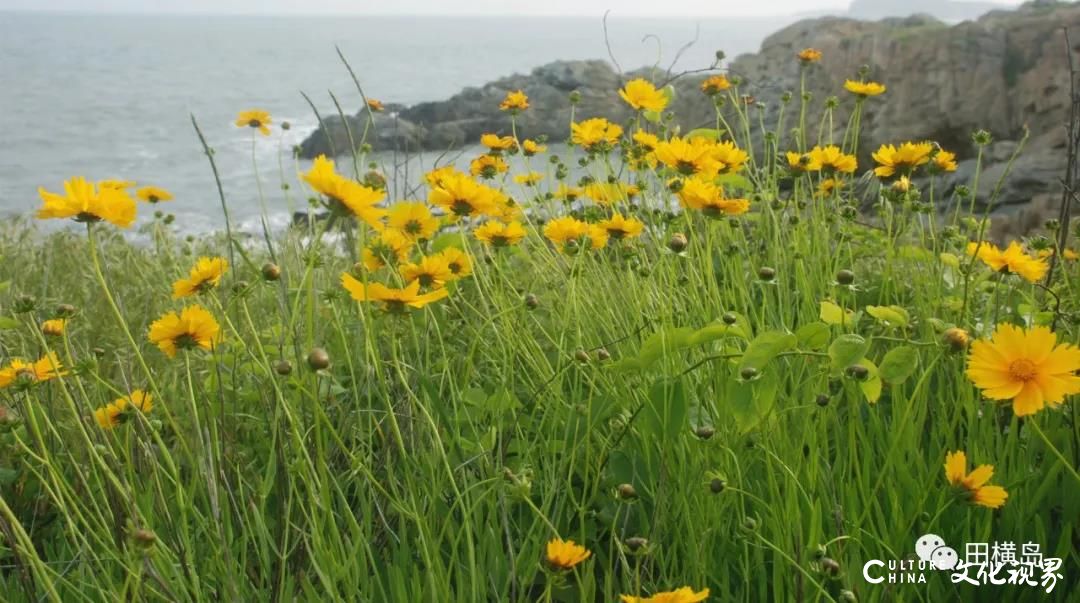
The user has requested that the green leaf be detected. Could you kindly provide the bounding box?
[739,330,797,372]
[795,322,831,350]
[879,346,919,384]
[819,300,853,326]
[661,84,676,104]
[641,379,689,441]
[636,327,695,367]
[685,128,720,140]
[643,110,662,124]
[715,173,752,192]
[857,358,882,404]
[725,371,779,433]
[829,334,868,370]
[865,305,909,328]
[0,316,18,330]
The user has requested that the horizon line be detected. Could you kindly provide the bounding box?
[0,7,831,19]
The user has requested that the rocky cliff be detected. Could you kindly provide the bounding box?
[301,0,1080,234]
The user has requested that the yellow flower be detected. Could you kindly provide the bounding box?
[545,538,591,570]
[172,256,228,299]
[37,177,137,228]
[654,137,721,177]
[677,177,749,217]
[598,213,644,240]
[711,140,749,175]
[235,109,271,135]
[425,165,460,189]
[932,149,958,173]
[966,323,1080,416]
[816,178,844,198]
[41,319,67,337]
[340,275,448,312]
[136,186,173,203]
[966,241,1048,282]
[944,451,1008,509]
[619,78,669,112]
[786,151,820,172]
[872,142,934,178]
[571,118,623,152]
[632,130,660,151]
[303,156,386,228]
[366,98,385,112]
[808,145,857,174]
[428,172,498,219]
[797,48,822,63]
[148,306,220,358]
[892,176,912,193]
[543,216,607,252]
[489,191,524,222]
[100,180,136,190]
[475,220,527,247]
[362,229,413,271]
[584,181,635,205]
[387,202,439,240]
[620,587,710,603]
[480,133,516,152]
[499,90,529,112]
[435,247,473,279]
[844,80,886,97]
[521,139,546,156]
[0,353,66,389]
[470,154,509,179]
[513,172,544,186]
[1039,248,1080,261]
[700,75,731,95]
[554,184,583,202]
[400,255,454,290]
[94,390,153,429]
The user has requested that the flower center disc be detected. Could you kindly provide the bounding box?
[1008,358,1037,382]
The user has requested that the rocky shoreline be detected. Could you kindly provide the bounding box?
[301,0,1080,236]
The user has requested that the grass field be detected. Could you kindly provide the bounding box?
[0,58,1078,602]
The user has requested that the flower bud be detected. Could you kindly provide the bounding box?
[839,590,857,603]
[14,294,36,314]
[574,349,590,363]
[943,327,969,351]
[845,365,869,381]
[722,312,738,325]
[694,425,715,439]
[710,478,726,494]
[739,367,759,381]
[596,348,611,361]
[624,536,649,551]
[835,269,855,285]
[617,483,638,500]
[273,360,293,376]
[815,394,830,407]
[668,233,689,253]
[132,528,157,550]
[568,90,582,104]
[306,348,330,371]
[524,294,539,310]
[757,267,776,282]
[261,262,281,281]
[820,557,841,577]
[56,304,77,318]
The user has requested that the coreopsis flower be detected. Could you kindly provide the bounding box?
[892,176,912,193]
[786,151,820,173]
[0,352,65,389]
[620,587,710,603]
[872,142,934,178]
[584,181,635,205]
[816,178,844,198]
[619,78,668,112]
[966,323,1080,416]
[172,256,228,299]
[41,319,67,337]
[424,165,460,189]
[966,241,1048,282]
[436,247,473,279]
[429,172,499,219]
[513,172,544,186]
[94,390,153,429]
[37,177,137,228]
[570,118,623,153]
[489,191,524,222]
[148,305,220,358]
[475,220,527,247]
[521,139,546,156]
[797,48,822,63]
[932,149,958,173]
[499,90,530,112]
[1038,248,1080,261]
[303,156,387,228]
[387,202,439,241]
[340,275,448,312]
[366,98,385,112]
[677,177,749,217]
[844,80,886,97]
[598,213,644,240]
[235,109,272,135]
[480,133,516,153]
[944,451,1008,509]
[362,229,413,272]
[808,145,857,174]
[470,154,509,179]
[653,137,721,177]
[100,180,136,190]
[544,538,591,571]
[711,140,749,174]
[399,255,455,290]
[700,75,731,95]
[543,216,608,252]
[632,130,660,151]
[136,186,173,203]
[553,184,583,202]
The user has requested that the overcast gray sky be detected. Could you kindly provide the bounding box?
[0,0,1027,18]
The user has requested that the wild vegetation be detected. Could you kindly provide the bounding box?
[0,49,1078,602]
